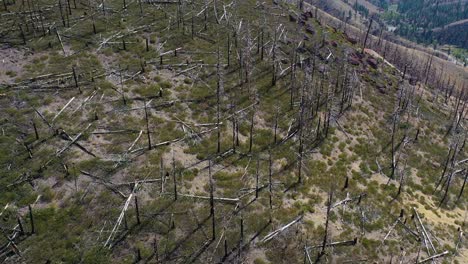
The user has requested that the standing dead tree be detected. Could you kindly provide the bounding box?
[144,100,152,150]
[361,16,373,53]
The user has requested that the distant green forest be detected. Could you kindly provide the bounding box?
[353,0,468,51]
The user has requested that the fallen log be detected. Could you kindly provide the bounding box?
[413,207,436,254]
[114,178,161,187]
[92,130,141,135]
[52,97,75,122]
[56,123,93,156]
[104,183,139,248]
[418,250,449,263]
[261,214,303,243]
[34,108,53,129]
[305,238,357,249]
[331,193,366,209]
[60,130,96,157]
[80,170,126,198]
[174,193,240,203]
[126,130,143,153]
[397,219,420,241]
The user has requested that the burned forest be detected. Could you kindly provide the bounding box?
[0,0,467,263]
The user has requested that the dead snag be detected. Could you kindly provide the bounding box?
[209,160,216,240]
[260,29,264,60]
[92,16,97,34]
[297,83,305,184]
[231,115,236,152]
[28,205,35,234]
[216,48,221,153]
[135,247,142,262]
[58,0,66,27]
[240,213,244,241]
[191,5,194,39]
[435,146,453,192]
[227,33,231,66]
[172,151,177,201]
[273,107,279,144]
[271,26,278,86]
[268,151,273,210]
[390,110,399,179]
[342,177,349,191]
[134,195,141,225]
[144,100,152,150]
[224,227,228,257]
[362,17,373,53]
[17,217,24,235]
[457,170,468,202]
[124,213,128,230]
[160,157,165,194]
[424,53,434,87]
[31,119,39,140]
[317,190,333,261]
[118,67,127,105]
[290,44,297,108]
[248,107,255,153]
[72,66,81,93]
[66,0,72,15]
[18,24,26,45]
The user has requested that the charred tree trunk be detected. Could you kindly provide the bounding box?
[249,108,255,153]
[256,158,260,199]
[28,204,35,234]
[144,100,152,150]
[32,119,39,140]
[269,151,273,210]
[362,18,373,53]
[271,29,277,86]
[457,170,468,202]
[216,49,222,153]
[134,195,141,225]
[318,191,333,261]
[209,160,216,240]
[172,152,177,201]
[273,108,278,144]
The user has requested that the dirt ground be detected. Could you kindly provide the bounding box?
[0,46,29,84]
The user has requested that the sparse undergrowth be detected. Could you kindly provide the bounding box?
[0,0,467,263]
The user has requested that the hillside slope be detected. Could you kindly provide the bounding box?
[309,0,468,65]
[0,0,467,263]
